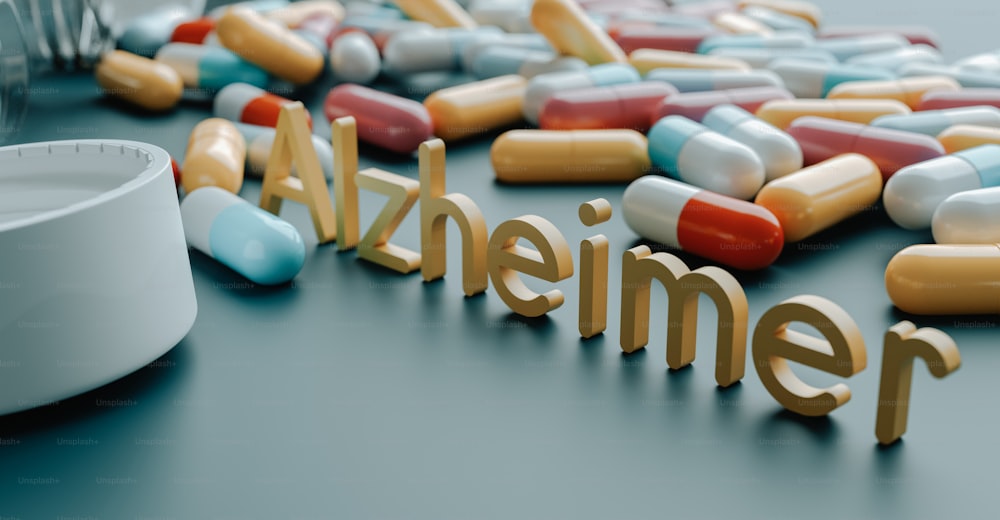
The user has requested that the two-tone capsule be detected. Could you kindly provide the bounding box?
[644,68,783,92]
[871,106,1000,136]
[702,104,803,181]
[180,186,306,285]
[917,88,1000,111]
[825,76,961,110]
[491,129,650,183]
[755,98,911,129]
[768,58,896,98]
[324,84,434,154]
[652,85,793,122]
[155,43,270,91]
[522,63,641,124]
[470,47,588,79]
[234,122,334,179]
[932,187,1000,244]
[622,175,784,270]
[539,81,678,132]
[214,83,310,129]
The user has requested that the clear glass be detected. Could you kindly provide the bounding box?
[0,0,205,143]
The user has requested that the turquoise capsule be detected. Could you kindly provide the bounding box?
[769,58,896,98]
[696,32,812,55]
[180,187,306,285]
[155,43,269,91]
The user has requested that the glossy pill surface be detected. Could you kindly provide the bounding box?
[696,32,812,54]
[844,45,943,72]
[119,5,195,57]
[814,34,909,61]
[755,99,911,129]
[531,0,627,65]
[522,63,641,124]
[471,47,587,79]
[787,116,944,180]
[702,104,802,181]
[769,59,896,98]
[644,68,783,92]
[182,118,247,195]
[885,244,1000,315]
[216,6,324,85]
[629,49,751,75]
[611,26,717,54]
[826,76,961,110]
[648,115,765,200]
[171,17,216,44]
[622,175,784,270]
[95,50,183,111]
[425,75,527,141]
[393,0,477,29]
[330,31,381,84]
[324,84,434,154]
[937,124,1000,153]
[883,144,1000,229]
[652,85,793,122]
[871,106,1000,136]
[155,43,269,91]
[491,129,650,183]
[737,0,821,28]
[214,83,309,129]
[898,63,1000,89]
[539,81,678,132]
[932,187,1000,244]
[181,186,305,285]
[754,153,881,242]
[234,123,334,179]
[707,47,836,68]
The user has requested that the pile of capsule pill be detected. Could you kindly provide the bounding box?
[94,0,1000,315]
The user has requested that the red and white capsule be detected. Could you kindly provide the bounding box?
[213,83,311,129]
[622,175,784,270]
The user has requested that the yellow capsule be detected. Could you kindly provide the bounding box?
[755,98,911,129]
[531,0,626,65]
[216,6,324,85]
[628,49,751,75]
[424,75,527,142]
[95,50,183,112]
[885,244,1000,315]
[737,0,822,28]
[267,0,345,27]
[754,153,881,242]
[826,76,961,109]
[491,129,650,183]
[937,124,1000,153]
[393,0,477,29]
[182,118,247,195]
[713,12,775,35]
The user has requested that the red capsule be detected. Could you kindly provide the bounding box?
[323,84,433,154]
[171,17,215,44]
[650,85,792,123]
[610,26,718,54]
[539,81,678,132]
[786,116,945,181]
[918,88,1000,111]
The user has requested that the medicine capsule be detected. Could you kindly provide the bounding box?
[622,175,784,270]
[610,26,718,54]
[645,68,783,92]
[95,50,184,112]
[522,63,641,124]
[393,0,478,29]
[652,85,794,122]
[182,118,246,195]
[539,81,678,132]
[755,154,881,242]
[424,75,527,141]
[931,187,1000,244]
[329,31,381,84]
[171,17,216,44]
[844,45,943,72]
[702,104,802,181]
[736,0,820,28]
[787,116,944,180]
[871,106,1000,137]
[155,43,269,91]
[768,58,896,98]
[918,88,1000,111]
[233,122,334,179]
[471,47,587,79]
[755,99,911,129]
[648,115,766,200]
[214,83,310,129]
[119,5,196,57]
[712,12,774,36]
[382,27,502,75]
[180,186,306,285]
[955,51,1000,74]
[469,0,535,33]
[814,34,909,61]
[707,47,836,68]
[531,0,627,65]
[461,33,552,72]
[324,84,434,154]
[898,63,1000,89]
[937,125,1000,153]
[216,6,324,85]
[740,6,816,34]
[883,144,1000,229]
[628,49,751,75]
[884,244,1000,315]
[819,25,940,49]
[826,76,960,110]
[266,0,345,27]
[491,129,650,183]
[696,32,812,54]
[208,0,289,19]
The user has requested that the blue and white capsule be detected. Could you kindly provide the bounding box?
[707,47,836,68]
[233,123,334,180]
[814,34,909,61]
[769,58,896,98]
[523,63,641,124]
[696,32,812,54]
[701,104,802,181]
[845,44,943,72]
[645,68,783,92]
[648,115,766,200]
[155,43,270,91]
[932,187,1000,244]
[871,106,1000,136]
[180,186,306,285]
[471,47,587,79]
[898,63,1000,89]
[884,144,1000,230]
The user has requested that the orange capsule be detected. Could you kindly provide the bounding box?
[95,50,183,111]
[755,98,911,129]
[216,6,324,85]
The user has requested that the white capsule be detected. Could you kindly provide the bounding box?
[522,63,641,125]
[814,34,909,61]
[468,0,535,33]
[708,47,836,68]
[461,33,551,72]
[382,27,502,75]
[330,32,381,84]
[233,123,334,180]
[845,44,943,72]
[702,104,802,181]
[955,51,1000,74]
[871,106,1000,136]
[644,69,784,92]
[932,187,1000,244]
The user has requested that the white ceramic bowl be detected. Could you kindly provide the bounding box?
[0,140,197,415]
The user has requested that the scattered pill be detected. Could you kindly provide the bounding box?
[611,26,718,54]
[119,5,197,57]
[826,76,960,110]
[707,47,836,67]
[95,50,183,111]
[216,6,324,85]
[629,48,751,75]
[233,122,334,179]
[814,33,909,61]
[329,31,381,84]
[180,186,306,285]
[844,45,943,72]
[491,129,650,183]
[622,175,784,270]
[871,106,1000,136]
[155,43,270,91]
[214,83,310,129]
[769,58,896,98]
[755,98,911,129]
[323,84,434,154]
[522,62,641,125]
[471,47,588,79]
[696,32,811,54]
[918,88,1000,111]
[425,75,527,141]
[653,85,794,122]
[531,0,627,65]
[937,124,1000,153]
[702,104,802,181]
[645,68,783,92]
[885,244,1000,315]
[394,0,478,29]
[539,81,678,132]
[171,17,216,45]
[182,118,247,195]
[932,187,1000,244]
